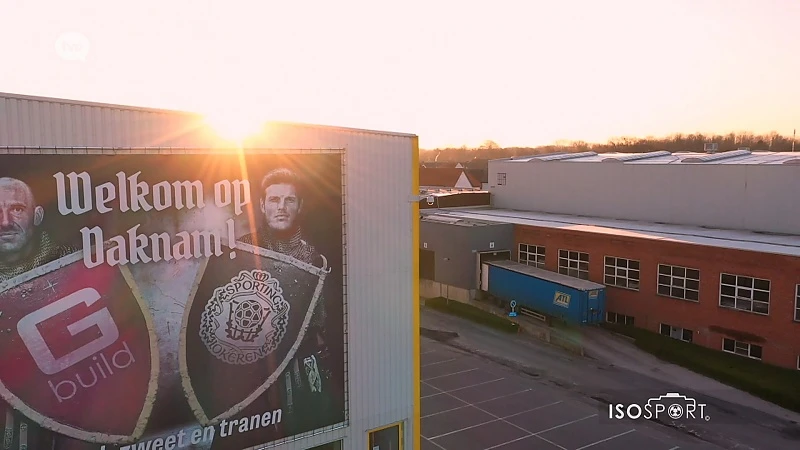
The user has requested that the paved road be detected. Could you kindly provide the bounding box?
[422,337,720,450]
[421,307,800,450]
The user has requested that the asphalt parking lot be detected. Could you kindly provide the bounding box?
[420,337,718,450]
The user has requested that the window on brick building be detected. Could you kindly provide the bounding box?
[604,256,640,290]
[722,338,762,360]
[659,323,693,343]
[606,311,634,326]
[795,285,800,322]
[519,243,545,268]
[657,264,700,302]
[558,249,589,280]
[719,273,770,315]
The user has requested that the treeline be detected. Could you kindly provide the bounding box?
[420,131,797,163]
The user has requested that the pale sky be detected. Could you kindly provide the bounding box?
[1,0,798,149]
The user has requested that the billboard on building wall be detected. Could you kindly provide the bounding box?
[0,150,346,450]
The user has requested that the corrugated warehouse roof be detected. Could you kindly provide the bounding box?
[494,150,800,165]
[426,208,800,258]
[421,213,501,227]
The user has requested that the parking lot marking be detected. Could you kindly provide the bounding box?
[422,388,534,419]
[422,358,457,368]
[435,380,573,450]
[424,368,477,381]
[533,435,568,450]
[420,337,690,450]
[421,378,505,399]
[484,433,566,450]
[574,429,637,450]
[534,413,598,435]
[425,401,564,440]
[423,436,447,450]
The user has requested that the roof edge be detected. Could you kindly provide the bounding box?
[0,91,199,116]
[0,91,418,139]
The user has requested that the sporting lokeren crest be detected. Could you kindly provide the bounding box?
[199,269,291,365]
[179,241,329,426]
[0,248,159,445]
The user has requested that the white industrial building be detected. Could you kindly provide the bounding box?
[423,149,800,370]
[0,92,419,450]
[488,150,800,235]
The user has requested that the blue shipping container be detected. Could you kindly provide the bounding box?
[485,260,606,325]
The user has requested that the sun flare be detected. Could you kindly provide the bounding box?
[203,110,266,144]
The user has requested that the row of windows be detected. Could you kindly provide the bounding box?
[519,243,800,319]
[657,323,763,360]
[722,337,763,360]
[660,323,693,343]
[606,311,635,326]
[619,316,800,370]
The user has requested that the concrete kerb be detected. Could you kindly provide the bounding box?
[420,327,460,341]
[421,296,586,357]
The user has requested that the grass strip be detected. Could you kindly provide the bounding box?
[602,323,800,414]
[426,297,520,334]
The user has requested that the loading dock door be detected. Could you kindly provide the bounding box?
[477,250,511,291]
[420,249,435,280]
[481,263,489,291]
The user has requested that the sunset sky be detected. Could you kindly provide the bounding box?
[1,0,798,149]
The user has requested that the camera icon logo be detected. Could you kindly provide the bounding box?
[646,393,709,421]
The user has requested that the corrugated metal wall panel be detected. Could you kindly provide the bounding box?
[489,159,800,235]
[0,93,219,148]
[239,124,417,449]
[0,92,417,450]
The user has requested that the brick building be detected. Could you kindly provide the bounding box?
[421,150,800,370]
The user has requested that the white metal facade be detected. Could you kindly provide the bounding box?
[0,92,417,450]
[488,151,800,235]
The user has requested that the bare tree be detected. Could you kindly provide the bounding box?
[480,140,500,150]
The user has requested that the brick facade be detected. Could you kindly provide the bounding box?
[514,225,800,370]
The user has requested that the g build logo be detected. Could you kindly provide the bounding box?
[200,269,290,365]
[608,393,710,422]
[55,32,90,61]
[17,288,135,403]
[0,255,157,443]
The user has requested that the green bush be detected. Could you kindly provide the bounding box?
[602,323,800,413]
[426,297,520,334]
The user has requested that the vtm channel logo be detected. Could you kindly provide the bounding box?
[17,288,135,403]
[55,31,90,61]
[608,393,711,422]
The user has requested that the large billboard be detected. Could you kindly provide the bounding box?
[0,150,346,450]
